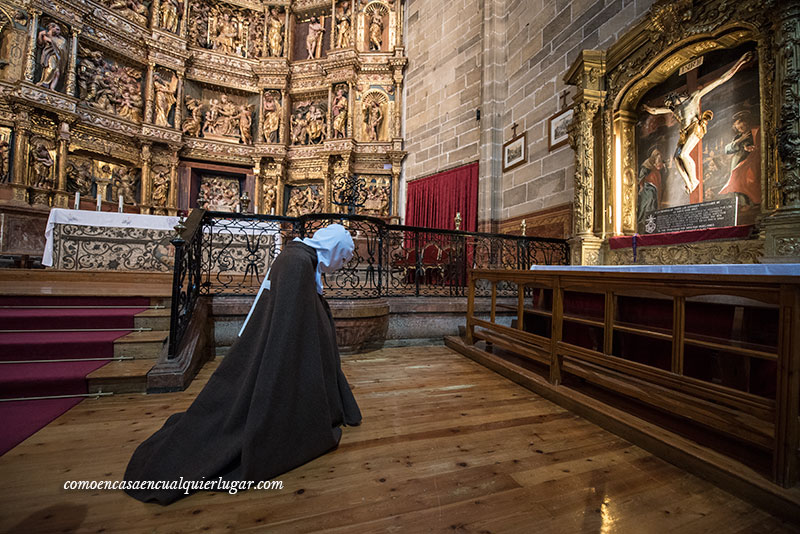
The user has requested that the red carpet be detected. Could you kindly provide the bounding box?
[0,296,149,456]
[0,398,83,456]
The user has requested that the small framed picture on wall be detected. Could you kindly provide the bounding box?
[548,107,573,151]
[502,132,527,172]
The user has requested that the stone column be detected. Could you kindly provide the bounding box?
[327,84,333,139]
[347,82,353,138]
[274,159,286,215]
[477,0,505,233]
[167,149,179,214]
[24,10,40,83]
[9,108,32,204]
[151,0,161,30]
[144,62,155,124]
[253,157,263,213]
[65,27,80,96]
[173,73,184,128]
[763,2,800,264]
[564,50,606,265]
[139,143,152,213]
[53,119,71,208]
[393,69,402,139]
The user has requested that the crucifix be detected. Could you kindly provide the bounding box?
[510,123,519,139]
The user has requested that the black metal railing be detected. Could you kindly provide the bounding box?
[167,210,569,357]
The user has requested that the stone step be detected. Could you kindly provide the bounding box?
[113,330,168,359]
[87,359,155,394]
[134,308,171,331]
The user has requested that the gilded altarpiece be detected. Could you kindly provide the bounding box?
[565,0,800,265]
[0,0,406,258]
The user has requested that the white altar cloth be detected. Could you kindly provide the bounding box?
[529,264,800,275]
[43,209,180,267]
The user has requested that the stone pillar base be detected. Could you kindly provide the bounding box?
[761,209,800,263]
[52,190,69,209]
[567,234,603,265]
[7,183,30,206]
[30,187,52,208]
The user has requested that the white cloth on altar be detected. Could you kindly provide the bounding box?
[43,208,180,267]
[528,264,800,275]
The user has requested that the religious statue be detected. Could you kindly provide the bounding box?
[262,91,281,143]
[335,1,351,49]
[182,96,204,137]
[236,104,254,144]
[263,182,277,215]
[154,71,178,128]
[218,94,238,136]
[364,100,383,141]
[368,11,383,51]
[332,84,348,138]
[77,49,104,102]
[267,7,284,57]
[641,51,753,195]
[291,109,307,145]
[29,138,54,189]
[286,186,320,217]
[306,17,325,60]
[213,14,238,55]
[160,0,181,33]
[187,0,209,47]
[637,146,665,228]
[0,140,9,184]
[203,98,221,135]
[113,166,139,205]
[151,166,170,207]
[106,0,149,21]
[305,104,325,144]
[66,160,93,194]
[37,22,67,91]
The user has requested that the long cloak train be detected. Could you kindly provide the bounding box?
[124,240,362,505]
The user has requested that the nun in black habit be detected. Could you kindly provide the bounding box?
[124,224,362,505]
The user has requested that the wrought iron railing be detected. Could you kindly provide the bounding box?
[167,210,569,358]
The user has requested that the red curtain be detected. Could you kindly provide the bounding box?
[405,162,479,231]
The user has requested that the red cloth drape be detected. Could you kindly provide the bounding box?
[405,162,478,231]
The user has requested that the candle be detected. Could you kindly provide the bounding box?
[270,208,275,215]
[118,195,123,213]
[74,192,80,209]
[96,194,102,211]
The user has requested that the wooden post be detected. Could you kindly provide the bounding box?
[604,290,613,355]
[672,296,685,375]
[517,283,525,331]
[490,280,496,323]
[549,276,563,385]
[773,284,800,487]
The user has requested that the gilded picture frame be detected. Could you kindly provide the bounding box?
[548,107,573,151]
[502,132,527,172]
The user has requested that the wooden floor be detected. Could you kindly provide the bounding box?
[1,346,797,533]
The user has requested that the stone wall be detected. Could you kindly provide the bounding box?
[404,0,655,233]
[404,0,483,181]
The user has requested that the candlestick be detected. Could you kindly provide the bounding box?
[74,192,80,209]
[118,195,123,213]
[96,194,102,211]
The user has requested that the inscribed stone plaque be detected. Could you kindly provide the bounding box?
[642,198,738,234]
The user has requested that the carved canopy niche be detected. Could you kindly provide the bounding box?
[565,0,800,265]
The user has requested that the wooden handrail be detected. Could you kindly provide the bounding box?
[465,267,800,488]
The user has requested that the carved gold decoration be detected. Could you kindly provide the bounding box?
[564,0,797,265]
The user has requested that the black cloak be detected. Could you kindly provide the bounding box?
[124,241,362,505]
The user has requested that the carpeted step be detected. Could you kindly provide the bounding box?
[0,398,83,456]
[0,308,147,331]
[0,296,151,307]
[0,361,109,399]
[0,331,132,360]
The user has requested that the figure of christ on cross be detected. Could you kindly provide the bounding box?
[641,51,753,202]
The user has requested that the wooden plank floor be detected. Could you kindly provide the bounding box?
[0,346,797,533]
